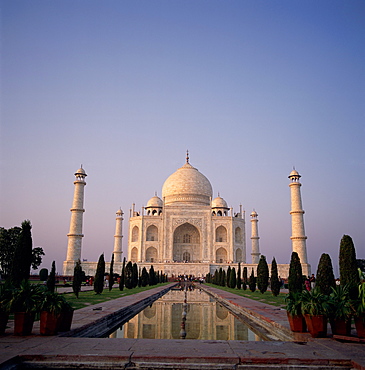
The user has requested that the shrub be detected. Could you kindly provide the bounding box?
[237,263,242,289]
[257,255,269,294]
[316,253,335,296]
[270,257,281,297]
[94,254,105,294]
[119,257,126,291]
[339,235,359,298]
[248,268,256,292]
[230,267,237,289]
[288,252,303,293]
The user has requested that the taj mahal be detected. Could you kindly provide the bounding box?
[63,153,310,278]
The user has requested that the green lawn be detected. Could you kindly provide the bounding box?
[204,283,287,308]
[63,283,170,310]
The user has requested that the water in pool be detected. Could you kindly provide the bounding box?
[108,287,262,341]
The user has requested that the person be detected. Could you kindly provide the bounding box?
[310,274,316,290]
[305,277,311,291]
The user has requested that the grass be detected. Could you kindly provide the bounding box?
[63,283,170,310]
[205,283,287,308]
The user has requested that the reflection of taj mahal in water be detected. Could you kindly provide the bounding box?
[63,153,310,277]
[110,289,261,341]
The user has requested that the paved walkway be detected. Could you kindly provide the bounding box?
[1,284,364,369]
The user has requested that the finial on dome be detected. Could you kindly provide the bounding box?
[186,150,189,163]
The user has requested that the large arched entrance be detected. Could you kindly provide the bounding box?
[173,223,201,262]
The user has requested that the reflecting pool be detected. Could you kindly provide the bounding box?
[108,287,263,341]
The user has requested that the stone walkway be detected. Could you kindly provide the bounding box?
[0,284,364,369]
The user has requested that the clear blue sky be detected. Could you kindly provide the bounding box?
[1,0,364,277]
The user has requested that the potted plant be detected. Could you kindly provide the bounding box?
[40,292,66,335]
[301,288,331,338]
[6,280,43,335]
[328,284,353,336]
[58,299,74,332]
[285,291,306,332]
[354,269,365,338]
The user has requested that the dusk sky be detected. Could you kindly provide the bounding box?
[1,0,364,277]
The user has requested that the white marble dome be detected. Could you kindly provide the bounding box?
[162,161,213,205]
[146,195,163,208]
[211,196,228,209]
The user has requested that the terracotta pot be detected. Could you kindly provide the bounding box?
[304,314,327,338]
[0,312,9,334]
[58,310,74,332]
[354,316,365,338]
[330,317,352,336]
[40,311,61,336]
[287,312,307,332]
[14,312,35,335]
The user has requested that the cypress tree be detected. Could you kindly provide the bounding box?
[270,257,281,297]
[10,220,33,286]
[227,266,232,288]
[109,253,115,291]
[257,255,269,294]
[248,268,256,292]
[119,257,126,291]
[132,263,138,288]
[339,235,359,298]
[141,267,149,286]
[218,268,223,286]
[125,261,134,289]
[73,259,83,298]
[222,270,226,287]
[237,263,242,289]
[242,267,248,290]
[149,265,156,285]
[316,253,335,296]
[138,267,142,287]
[288,252,303,293]
[46,261,56,293]
[230,267,237,289]
[94,253,105,294]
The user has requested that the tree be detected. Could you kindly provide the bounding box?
[73,259,83,298]
[316,253,335,296]
[227,266,231,288]
[242,267,248,290]
[141,267,149,287]
[339,235,359,298]
[94,253,105,294]
[248,268,256,292]
[132,263,138,288]
[257,255,269,294]
[47,261,56,293]
[149,265,156,286]
[237,263,242,290]
[221,270,226,287]
[125,261,134,289]
[230,267,237,289]
[119,257,126,291]
[288,252,303,293]
[10,220,33,286]
[0,225,44,280]
[109,254,114,291]
[39,268,48,281]
[270,257,281,297]
[31,247,45,270]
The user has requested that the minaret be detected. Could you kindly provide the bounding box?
[113,208,124,262]
[288,169,309,269]
[250,210,260,264]
[63,166,87,275]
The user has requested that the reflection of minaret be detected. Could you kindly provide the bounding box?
[113,208,123,262]
[64,166,87,275]
[288,169,308,265]
[250,210,260,264]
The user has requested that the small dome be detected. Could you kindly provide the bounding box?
[289,169,300,178]
[211,196,228,209]
[146,195,163,208]
[116,208,124,215]
[250,210,258,217]
[75,167,87,176]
